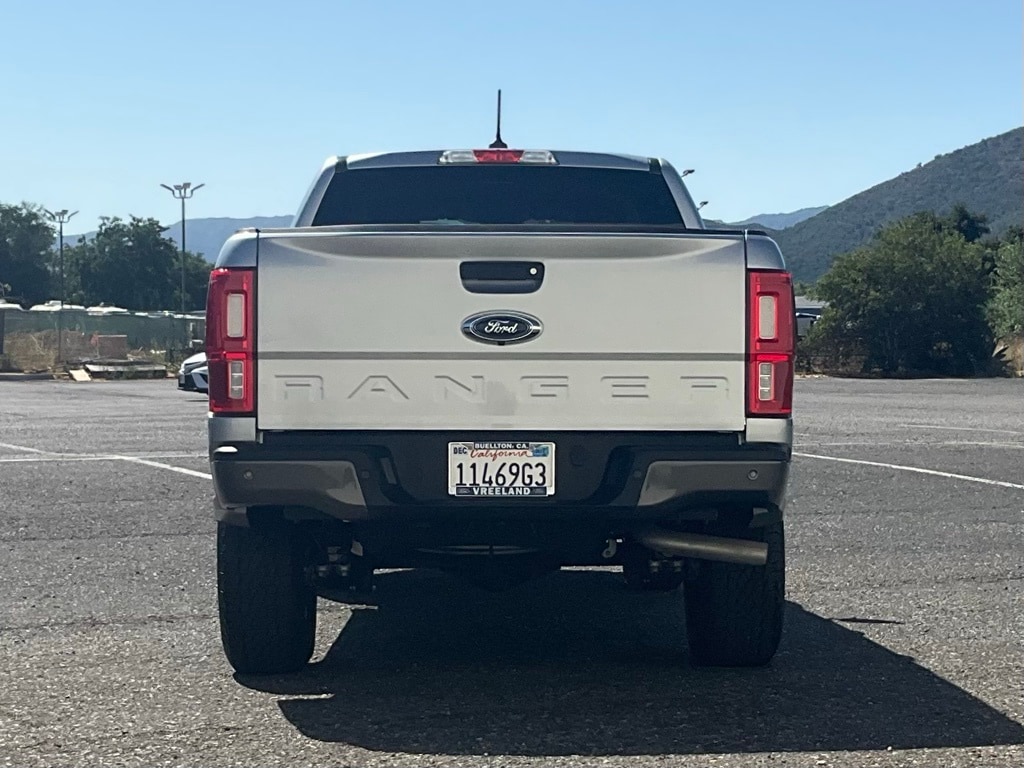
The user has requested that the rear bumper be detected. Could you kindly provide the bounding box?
[209,427,791,523]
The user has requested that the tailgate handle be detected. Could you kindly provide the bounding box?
[460,261,544,294]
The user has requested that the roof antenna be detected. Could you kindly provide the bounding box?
[489,89,508,149]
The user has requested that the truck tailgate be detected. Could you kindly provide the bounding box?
[254,231,748,432]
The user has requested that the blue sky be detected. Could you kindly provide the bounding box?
[2,0,1021,231]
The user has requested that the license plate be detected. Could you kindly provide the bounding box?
[448,441,555,497]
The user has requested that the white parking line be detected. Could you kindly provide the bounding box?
[119,451,207,459]
[899,424,1024,436]
[0,453,208,464]
[0,440,212,479]
[113,456,212,480]
[794,451,1024,491]
[0,455,122,464]
[0,441,60,456]
[10,439,1022,491]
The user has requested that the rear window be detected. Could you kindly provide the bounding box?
[310,165,684,226]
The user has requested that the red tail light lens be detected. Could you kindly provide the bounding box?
[205,267,255,414]
[473,149,525,163]
[747,270,794,417]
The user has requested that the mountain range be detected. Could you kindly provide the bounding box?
[64,126,1022,282]
[771,127,1023,281]
[161,216,293,260]
[724,206,829,230]
[67,210,821,262]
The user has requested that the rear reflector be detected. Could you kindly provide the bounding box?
[206,267,255,415]
[439,149,557,165]
[747,270,794,417]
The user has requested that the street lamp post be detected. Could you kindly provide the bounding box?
[43,208,78,365]
[160,182,205,315]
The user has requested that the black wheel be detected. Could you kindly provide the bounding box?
[683,519,785,667]
[217,519,317,675]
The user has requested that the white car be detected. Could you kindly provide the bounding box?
[177,352,208,394]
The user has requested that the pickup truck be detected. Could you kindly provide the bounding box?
[206,146,795,675]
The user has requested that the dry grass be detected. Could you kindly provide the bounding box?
[2,331,138,372]
[1000,336,1024,377]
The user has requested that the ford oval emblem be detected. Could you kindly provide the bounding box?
[462,311,543,346]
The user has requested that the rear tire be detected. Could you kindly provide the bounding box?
[217,519,317,675]
[683,519,785,667]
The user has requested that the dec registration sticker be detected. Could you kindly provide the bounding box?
[448,441,555,497]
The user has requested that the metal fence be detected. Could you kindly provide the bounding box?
[0,308,205,372]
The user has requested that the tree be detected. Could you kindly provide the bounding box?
[943,203,990,243]
[65,216,208,311]
[1000,225,1024,246]
[0,203,56,306]
[808,212,993,376]
[792,280,816,297]
[181,251,214,312]
[988,239,1024,339]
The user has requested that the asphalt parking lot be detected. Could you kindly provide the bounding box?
[1,377,1022,768]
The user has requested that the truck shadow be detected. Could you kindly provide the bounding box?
[236,568,1024,756]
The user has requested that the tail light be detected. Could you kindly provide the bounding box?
[747,269,794,417]
[205,267,255,414]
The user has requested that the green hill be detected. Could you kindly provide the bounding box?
[774,127,1023,282]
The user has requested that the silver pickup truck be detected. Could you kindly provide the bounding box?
[205,147,795,675]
